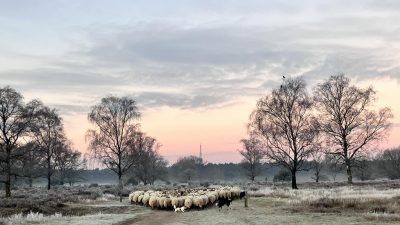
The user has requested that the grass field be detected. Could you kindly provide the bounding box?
[1,181,400,225]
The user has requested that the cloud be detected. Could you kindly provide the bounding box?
[1,0,400,113]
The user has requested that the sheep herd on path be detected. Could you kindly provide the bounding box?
[129,186,242,211]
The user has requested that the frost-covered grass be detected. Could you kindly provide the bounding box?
[249,185,400,201]
[0,211,62,225]
[0,185,127,217]
[247,182,400,221]
[365,212,400,222]
[0,211,137,225]
[1,181,400,224]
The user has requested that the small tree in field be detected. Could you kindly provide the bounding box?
[314,74,392,184]
[238,137,264,182]
[87,96,140,202]
[249,77,319,189]
[311,150,325,183]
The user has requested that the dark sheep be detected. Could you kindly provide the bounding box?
[239,191,246,200]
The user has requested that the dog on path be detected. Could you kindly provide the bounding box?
[174,205,185,212]
[216,198,232,211]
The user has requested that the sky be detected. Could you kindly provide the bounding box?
[0,0,400,164]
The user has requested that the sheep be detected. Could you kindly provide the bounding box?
[142,194,151,206]
[239,191,246,200]
[201,195,209,206]
[207,194,216,204]
[128,193,135,203]
[131,186,239,210]
[133,193,140,203]
[159,197,166,209]
[218,190,226,199]
[232,187,241,198]
[193,196,203,208]
[149,196,157,208]
[178,197,185,207]
[171,197,179,208]
[164,198,172,209]
[184,197,193,209]
[228,190,233,199]
[138,194,144,203]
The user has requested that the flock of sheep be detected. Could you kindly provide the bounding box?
[129,186,241,210]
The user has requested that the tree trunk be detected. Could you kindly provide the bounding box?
[291,171,298,189]
[5,170,11,197]
[47,159,51,190]
[346,165,353,184]
[47,176,51,190]
[118,173,123,202]
[4,146,12,198]
[28,176,33,188]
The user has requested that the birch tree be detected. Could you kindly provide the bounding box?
[314,74,392,184]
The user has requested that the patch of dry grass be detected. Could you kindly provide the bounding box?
[248,183,400,221]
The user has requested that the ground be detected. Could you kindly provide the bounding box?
[1,181,400,225]
[27,197,396,225]
[115,197,398,225]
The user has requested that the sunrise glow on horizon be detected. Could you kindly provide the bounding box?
[1,1,400,164]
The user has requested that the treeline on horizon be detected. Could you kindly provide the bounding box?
[4,150,400,187]
[0,74,397,199]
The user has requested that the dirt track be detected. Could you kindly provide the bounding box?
[117,198,397,225]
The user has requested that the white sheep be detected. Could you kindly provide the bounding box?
[138,194,144,203]
[142,194,150,206]
[164,198,172,208]
[149,196,157,208]
[184,197,193,209]
[171,197,179,207]
[201,195,209,206]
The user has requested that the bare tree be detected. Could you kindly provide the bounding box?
[314,74,392,184]
[171,156,203,182]
[31,104,65,190]
[130,132,167,185]
[310,150,325,183]
[353,157,373,181]
[0,86,38,197]
[249,77,319,189]
[87,96,140,202]
[54,142,82,185]
[238,137,264,182]
[378,147,400,180]
[325,155,344,181]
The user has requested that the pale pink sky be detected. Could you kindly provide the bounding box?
[59,77,400,164]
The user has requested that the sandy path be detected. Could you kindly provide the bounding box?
[116,210,177,225]
[118,198,398,225]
